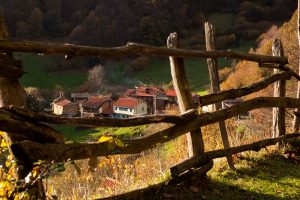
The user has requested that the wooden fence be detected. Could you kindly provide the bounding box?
[1,21,300,199]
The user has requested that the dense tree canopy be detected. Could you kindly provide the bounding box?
[0,0,296,48]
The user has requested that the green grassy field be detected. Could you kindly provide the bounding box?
[206,153,300,200]
[54,125,147,142]
[53,125,96,142]
[17,53,87,89]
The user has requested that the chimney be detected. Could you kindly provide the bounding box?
[59,92,64,99]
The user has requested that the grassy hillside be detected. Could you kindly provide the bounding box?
[17,53,87,89]
[55,125,147,142]
[17,41,254,94]
[160,150,300,200]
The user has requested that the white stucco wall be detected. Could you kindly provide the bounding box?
[113,106,135,116]
[53,104,63,115]
[135,102,147,116]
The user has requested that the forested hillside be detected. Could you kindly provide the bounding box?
[0,0,296,48]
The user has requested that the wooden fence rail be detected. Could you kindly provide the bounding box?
[5,97,300,163]
[0,40,288,64]
[0,19,299,199]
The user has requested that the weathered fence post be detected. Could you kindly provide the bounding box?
[0,16,27,177]
[167,32,204,157]
[272,39,286,138]
[0,17,45,198]
[204,22,234,169]
[292,0,300,132]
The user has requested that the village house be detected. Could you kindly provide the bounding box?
[80,96,113,118]
[165,89,177,104]
[165,89,200,108]
[222,98,250,119]
[125,86,168,114]
[52,93,79,117]
[113,97,147,118]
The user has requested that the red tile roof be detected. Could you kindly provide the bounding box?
[82,97,109,109]
[165,90,199,99]
[137,86,163,94]
[135,92,154,97]
[55,99,71,107]
[125,86,165,98]
[165,89,177,97]
[114,97,143,108]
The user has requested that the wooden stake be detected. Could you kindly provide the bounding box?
[272,39,286,138]
[204,22,234,169]
[292,0,300,132]
[167,32,204,157]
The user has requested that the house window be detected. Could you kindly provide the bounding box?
[119,107,129,111]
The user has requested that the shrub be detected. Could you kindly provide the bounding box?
[221,60,262,90]
[218,67,232,83]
